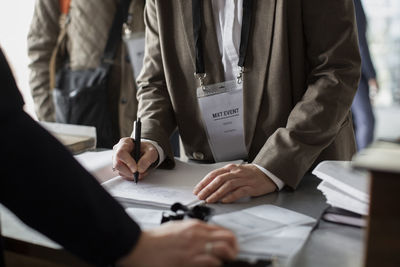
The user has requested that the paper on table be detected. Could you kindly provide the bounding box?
[102,159,242,208]
[239,226,313,259]
[125,207,163,230]
[0,204,60,249]
[41,121,96,154]
[75,150,115,183]
[211,205,315,258]
[211,205,315,240]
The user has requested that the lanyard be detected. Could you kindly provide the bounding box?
[192,0,253,87]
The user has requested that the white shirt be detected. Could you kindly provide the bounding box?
[211,0,284,190]
[211,0,243,81]
[138,0,284,190]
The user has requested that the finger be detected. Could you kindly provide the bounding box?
[137,143,158,173]
[207,240,238,261]
[113,139,137,173]
[221,186,252,203]
[138,170,149,180]
[115,160,134,179]
[118,171,134,181]
[197,172,238,201]
[200,222,231,231]
[191,254,221,267]
[181,221,235,243]
[193,164,237,195]
[193,169,228,195]
[183,222,237,251]
[205,178,246,203]
[209,230,238,251]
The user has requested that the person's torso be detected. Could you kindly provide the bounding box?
[66,0,117,70]
[141,0,357,163]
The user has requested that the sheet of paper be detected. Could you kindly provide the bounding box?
[211,205,315,239]
[102,159,242,208]
[239,226,313,259]
[0,204,60,249]
[125,207,163,230]
[75,150,114,183]
[211,205,315,258]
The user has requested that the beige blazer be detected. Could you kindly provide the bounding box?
[137,0,361,188]
[28,0,145,138]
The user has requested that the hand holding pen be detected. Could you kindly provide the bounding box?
[112,119,159,182]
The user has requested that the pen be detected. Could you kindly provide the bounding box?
[133,118,141,184]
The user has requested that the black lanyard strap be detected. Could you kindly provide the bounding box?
[192,0,253,85]
[192,0,205,75]
[102,0,132,65]
[238,0,253,68]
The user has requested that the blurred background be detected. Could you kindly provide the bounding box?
[1,0,399,141]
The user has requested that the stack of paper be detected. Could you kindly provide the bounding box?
[312,161,370,216]
[102,159,241,208]
[41,121,96,154]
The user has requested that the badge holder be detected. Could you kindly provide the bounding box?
[195,78,248,162]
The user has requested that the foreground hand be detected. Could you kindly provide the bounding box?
[112,137,158,180]
[193,164,277,203]
[118,220,238,267]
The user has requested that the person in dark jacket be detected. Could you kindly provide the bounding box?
[0,49,237,267]
[352,0,379,150]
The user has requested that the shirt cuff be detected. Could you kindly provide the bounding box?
[252,164,285,191]
[141,139,165,168]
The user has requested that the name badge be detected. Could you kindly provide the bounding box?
[197,80,247,162]
[123,31,145,81]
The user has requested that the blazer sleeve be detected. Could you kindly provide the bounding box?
[354,0,377,80]
[0,51,141,266]
[252,0,361,188]
[27,0,60,122]
[135,0,177,168]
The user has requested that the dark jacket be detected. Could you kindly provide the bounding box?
[0,49,140,266]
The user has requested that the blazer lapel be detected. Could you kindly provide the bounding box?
[243,0,277,151]
[179,0,224,84]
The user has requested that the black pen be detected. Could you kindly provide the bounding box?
[133,118,141,184]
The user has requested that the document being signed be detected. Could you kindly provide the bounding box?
[102,159,241,208]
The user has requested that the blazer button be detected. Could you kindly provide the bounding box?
[193,152,204,160]
[120,98,127,104]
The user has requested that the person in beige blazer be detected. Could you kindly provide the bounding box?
[113,0,361,203]
[28,0,145,147]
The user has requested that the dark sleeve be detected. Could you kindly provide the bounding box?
[354,0,376,79]
[0,49,141,266]
[0,49,25,115]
